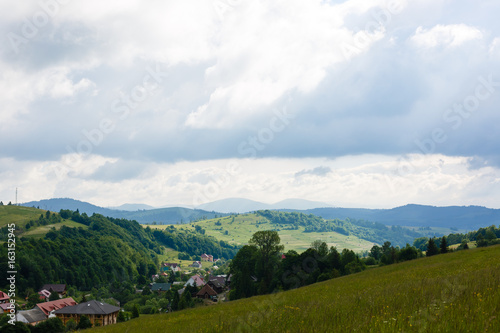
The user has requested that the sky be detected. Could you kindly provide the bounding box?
[1,0,500,209]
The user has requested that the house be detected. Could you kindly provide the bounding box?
[184,274,205,288]
[0,303,13,314]
[38,289,51,300]
[207,279,224,294]
[201,254,214,262]
[189,261,202,269]
[0,291,9,304]
[39,284,66,297]
[16,307,46,326]
[0,291,11,312]
[163,263,181,272]
[36,297,77,317]
[196,284,218,299]
[150,283,171,293]
[54,300,120,327]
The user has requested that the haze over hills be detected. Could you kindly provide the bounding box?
[19,198,500,230]
[284,204,500,230]
[195,197,333,213]
[108,203,157,211]
[20,198,224,224]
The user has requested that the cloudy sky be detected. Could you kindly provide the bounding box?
[1,0,500,209]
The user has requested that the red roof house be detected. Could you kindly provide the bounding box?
[36,297,77,316]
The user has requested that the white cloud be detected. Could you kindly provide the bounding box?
[1,0,500,209]
[411,24,483,49]
[2,154,500,209]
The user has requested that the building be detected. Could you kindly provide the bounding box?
[201,254,214,262]
[207,279,225,294]
[39,284,66,297]
[150,283,171,293]
[38,289,51,300]
[184,274,205,288]
[0,291,9,304]
[163,263,181,272]
[36,297,77,317]
[16,307,46,326]
[0,291,11,313]
[196,284,218,300]
[189,261,202,269]
[54,300,120,327]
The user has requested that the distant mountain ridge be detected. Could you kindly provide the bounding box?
[20,198,500,230]
[21,198,225,224]
[195,197,332,213]
[282,204,500,230]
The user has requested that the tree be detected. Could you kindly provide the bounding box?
[249,230,284,294]
[132,304,140,318]
[77,315,92,330]
[33,317,65,333]
[476,234,488,247]
[1,322,31,333]
[65,319,77,331]
[369,245,382,261]
[117,310,126,322]
[229,245,258,300]
[49,291,60,301]
[171,289,180,311]
[141,286,151,296]
[426,238,439,256]
[440,236,448,254]
[311,240,328,257]
[27,293,43,308]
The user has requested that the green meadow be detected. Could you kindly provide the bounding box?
[89,245,500,332]
[0,205,87,239]
[147,213,375,253]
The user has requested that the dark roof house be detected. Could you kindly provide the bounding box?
[54,300,120,327]
[196,284,218,299]
[40,284,66,294]
[16,307,46,326]
[151,283,171,292]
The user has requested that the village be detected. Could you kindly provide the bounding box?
[0,253,229,328]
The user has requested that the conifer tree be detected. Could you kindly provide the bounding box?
[440,236,448,254]
[426,238,439,257]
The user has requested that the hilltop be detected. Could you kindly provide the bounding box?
[20,198,226,224]
[151,211,459,252]
[0,204,88,239]
[90,245,500,332]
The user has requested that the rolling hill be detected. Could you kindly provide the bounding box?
[196,197,332,213]
[20,198,225,224]
[150,211,458,252]
[90,245,500,332]
[285,204,500,230]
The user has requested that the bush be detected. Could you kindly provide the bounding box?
[77,315,92,330]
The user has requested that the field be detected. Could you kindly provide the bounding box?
[157,248,218,272]
[0,205,44,228]
[146,213,376,253]
[0,205,88,239]
[89,245,500,332]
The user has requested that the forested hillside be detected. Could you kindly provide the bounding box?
[257,210,442,246]
[0,206,238,295]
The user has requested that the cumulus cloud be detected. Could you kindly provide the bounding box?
[1,0,500,207]
[410,24,483,49]
[295,166,332,178]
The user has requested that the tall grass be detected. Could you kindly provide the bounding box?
[90,245,500,332]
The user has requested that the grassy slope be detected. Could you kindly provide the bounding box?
[147,213,375,253]
[0,205,43,228]
[0,205,88,238]
[90,245,500,333]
